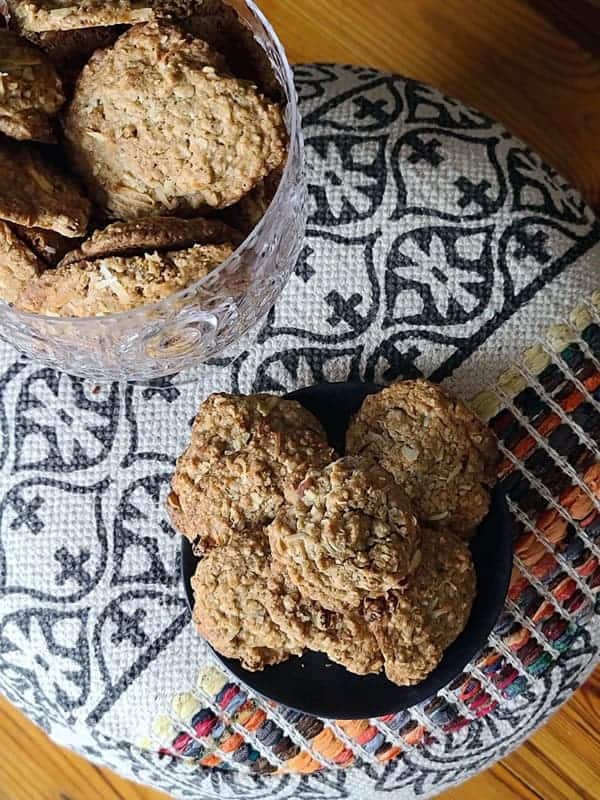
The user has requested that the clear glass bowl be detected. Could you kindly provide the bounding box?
[0,1,306,382]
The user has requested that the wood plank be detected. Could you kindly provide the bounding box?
[0,695,167,800]
[260,0,600,213]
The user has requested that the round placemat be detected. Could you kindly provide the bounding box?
[0,64,599,800]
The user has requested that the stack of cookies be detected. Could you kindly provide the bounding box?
[169,380,500,686]
[0,1,286,315]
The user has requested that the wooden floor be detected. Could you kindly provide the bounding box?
[1,1,599,798]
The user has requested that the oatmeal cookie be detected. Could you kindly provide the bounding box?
[268,457,421,613]
[191,538,303,671]
[14,225,76,265]
[7,1,153,31]
[64,21,286,220]
[0,140,91,237]
[364,528,476,686]
[168,393,333,549]
[21,26,127,89]
[159,0,282,99]
[178,392,328,460]
[59,215,243,267]
[346,380,499,538]
[16,241,233,316]
[0,29,64,142]
[267,567,383,675]
[0,221,43,302]
[170,439,335,551]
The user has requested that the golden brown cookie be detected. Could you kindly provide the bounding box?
[191,538,304,671]
[64,21,286,220]
[175,392,328,460]
[268,457,421,613]
[0,29,64,142]
[159,0,283,100]
[168,393,335,551]
[0,140,91,237]
[0,220,43,302]
[267,567,383,675]
[7,1,153,31]
[15,241,233,316]
[21,26,127,90]
[346,380,499,538]
[14,224,76,265]
[364,528,476,686]
[59,215,243,267]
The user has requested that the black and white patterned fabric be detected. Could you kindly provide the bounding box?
[0,65,599,800]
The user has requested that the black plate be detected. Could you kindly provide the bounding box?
[182,381,513,719]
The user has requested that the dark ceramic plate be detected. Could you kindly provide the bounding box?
[182,381,513,719]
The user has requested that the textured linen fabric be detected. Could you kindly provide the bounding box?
[0,64,599,799]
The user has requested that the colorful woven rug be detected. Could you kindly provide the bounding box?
[0,65,598,799]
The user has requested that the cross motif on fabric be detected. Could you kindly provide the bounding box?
[110,607,149,648]
[54,547,92,587]
[142,378,181,403]
[454,177,495,213]
[9,494,45,535]
[352,95,389,124]
[407,136,444,166]
[377,343,423,382]
[326,292,366,331]
[513,229,551,264]
[295,245,316,283]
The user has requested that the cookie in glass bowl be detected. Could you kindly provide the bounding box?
[15,216,243,315]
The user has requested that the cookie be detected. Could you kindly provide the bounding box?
[14,225,76,265]
[364,528,476,686]
[346,380,499,538]
[176,392,328,460]
[15,241,233,316]
[22,26,127,90]
[0,140,91,237]
[59,215,243,267]
[268,456,421,613]
[168,394,334,550]
[0,29,64,142]
[7,1,153,31]
[223,169,282,234]
[0,220,43,302]
[191,538,303,671]
[267,567,383,675]
[159,0,283,100]
[64,21,286,220]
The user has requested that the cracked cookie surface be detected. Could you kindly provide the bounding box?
[64,21,286,220]
[347,379,499,538]
[364,528,476,685]
[169,393,334,550]
[59,215,242,266]
[0,29,64,142]
[16,241,233,315]
[7,1,153,31]
[0,220,43,302]
[191,538,304,671]
[0,140,91,237]
[268,456,421,612]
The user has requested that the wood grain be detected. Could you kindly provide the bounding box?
[260,0,600,213]
[0,0,599,798]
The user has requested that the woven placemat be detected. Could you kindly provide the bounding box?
[0,65,599,800]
